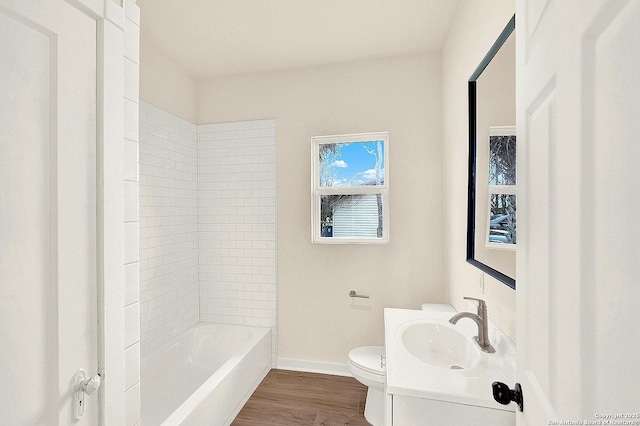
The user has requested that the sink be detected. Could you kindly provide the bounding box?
[400,322,481,370]
[385,307,517,418]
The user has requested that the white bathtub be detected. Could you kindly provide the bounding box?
[141,323,272,426]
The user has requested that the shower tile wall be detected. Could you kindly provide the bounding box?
[198,120,277,365]
[138,105,277,364]
[138,101,199,357]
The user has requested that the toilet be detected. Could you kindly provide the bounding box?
[348,304,456,425]
[348,345,386,426]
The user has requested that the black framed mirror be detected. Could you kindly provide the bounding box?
[467,15,516,289]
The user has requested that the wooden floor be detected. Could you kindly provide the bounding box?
[232,369,372,426]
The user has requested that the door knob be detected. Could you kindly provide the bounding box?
[73,369,102,419]
[492,381,523,412]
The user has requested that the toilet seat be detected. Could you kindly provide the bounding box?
[348,346,385,376]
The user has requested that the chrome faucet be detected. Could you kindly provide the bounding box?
[449,297,495,353]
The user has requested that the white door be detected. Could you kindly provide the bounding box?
[0,0,99,424]
[516,0,640,423]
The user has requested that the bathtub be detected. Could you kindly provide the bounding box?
[141,323,272,426]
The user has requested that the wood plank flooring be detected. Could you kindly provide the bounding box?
[232,369,372,426]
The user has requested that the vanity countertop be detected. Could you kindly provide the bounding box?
[384,307,517,411]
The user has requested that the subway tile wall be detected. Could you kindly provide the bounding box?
[198,120,277,365]
[138,105,277,365]
[138,101,199,357]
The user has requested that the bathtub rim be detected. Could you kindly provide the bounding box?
[141,321,272,426]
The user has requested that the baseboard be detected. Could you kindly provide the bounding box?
[276,358,352,377]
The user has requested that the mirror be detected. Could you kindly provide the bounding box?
[467,15,516,289]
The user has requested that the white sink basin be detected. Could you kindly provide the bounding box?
[385,307,517,411]
[401,322,481,370]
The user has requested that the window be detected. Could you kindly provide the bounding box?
[486,126,516,249]
[311,132,389,244]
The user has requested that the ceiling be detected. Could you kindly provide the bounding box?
[137,0,460,80]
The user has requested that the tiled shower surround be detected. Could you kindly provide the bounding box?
[138,101,277,363]
[138,103,199,356]
[198,120,277,359]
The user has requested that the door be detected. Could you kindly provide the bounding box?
[516,0,640,423]
[0,0,99,424]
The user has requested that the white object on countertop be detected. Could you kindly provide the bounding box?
[420,303,456,313]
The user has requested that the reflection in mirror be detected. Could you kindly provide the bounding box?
[489,131,516,186]
[486,127,516,249]
[467,16,516,288]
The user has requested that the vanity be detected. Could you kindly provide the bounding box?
[383,305,517,425]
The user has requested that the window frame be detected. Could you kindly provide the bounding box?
[311,132,389,244]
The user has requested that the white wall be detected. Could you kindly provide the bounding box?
[138,101,199,357]
[139,37,198,123]
[198,53,445,365]
[122,2,142,424]
[441,0,516,340]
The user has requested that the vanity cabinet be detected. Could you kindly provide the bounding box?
[391,394,514,426]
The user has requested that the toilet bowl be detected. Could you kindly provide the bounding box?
[348,346,385,426]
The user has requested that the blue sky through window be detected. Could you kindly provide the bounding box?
[321,141,385,186]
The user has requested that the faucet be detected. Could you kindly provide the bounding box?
[449,297,495,353]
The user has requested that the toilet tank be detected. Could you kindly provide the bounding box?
[420,303,456,313]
